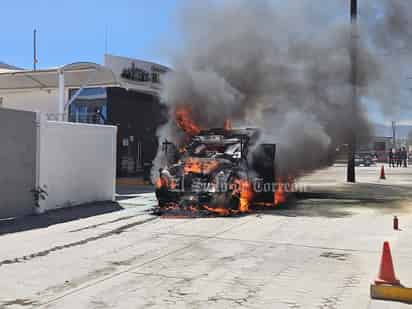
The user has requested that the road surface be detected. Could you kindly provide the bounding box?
[1,165,412,308]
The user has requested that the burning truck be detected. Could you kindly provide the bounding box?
[155,123,287,217]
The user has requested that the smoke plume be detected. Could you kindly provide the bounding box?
[154,0,412,178]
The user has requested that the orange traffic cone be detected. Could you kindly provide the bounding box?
[380,165,386,180]
[375,241,401,286]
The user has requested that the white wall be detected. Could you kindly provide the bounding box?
[0,89,61,115]
[37,119,117,213]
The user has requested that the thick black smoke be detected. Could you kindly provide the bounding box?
[153,0,411,179]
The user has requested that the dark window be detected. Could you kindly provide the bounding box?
[68,87,107,124]
[140,71,150,82]
[152,72,160,83]
[121,63,151,82]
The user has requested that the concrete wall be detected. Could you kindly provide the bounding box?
[0,89,61,115]
[37,120,117,213]
[0,108,37,218]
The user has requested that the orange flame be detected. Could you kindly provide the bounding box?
[156,177,169,189]
[184,157,219,175]
[274,178,286,206]
[239,180,253,213]
[156,176,174,190]
[161,203,199,218]
[155,177,163,189]
[203,206,231,216]
[175,106,201,136]
[232,179,253,213]
[170,179,177,190]
[224,119,232,131]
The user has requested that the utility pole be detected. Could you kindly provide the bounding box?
[351,0,357,20]
[392,121,396,147]
[347,0,358,183]
[33,29,38,71]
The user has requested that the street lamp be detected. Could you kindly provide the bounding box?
[347,0,358,183]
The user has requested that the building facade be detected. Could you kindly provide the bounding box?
[0,54,170,177]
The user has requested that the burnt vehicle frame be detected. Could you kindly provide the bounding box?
[155,128,277,215]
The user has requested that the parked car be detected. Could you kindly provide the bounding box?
[355,154,375,167]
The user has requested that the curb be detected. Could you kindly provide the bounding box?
[371,284,412,303]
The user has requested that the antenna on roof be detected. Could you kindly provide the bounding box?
[33,29,38,71]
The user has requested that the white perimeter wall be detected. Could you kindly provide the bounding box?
[37,119,117,213]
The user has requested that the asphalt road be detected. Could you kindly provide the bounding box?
[1,164,412,308]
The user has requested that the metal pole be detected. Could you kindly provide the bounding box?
[351,0,357,20]
[392,121,396,147]
[58,69,65,121]
[347,0,358,183]
[33,29,37,71]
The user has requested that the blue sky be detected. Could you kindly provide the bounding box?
[0,1,409,125]
[0,0,181,69]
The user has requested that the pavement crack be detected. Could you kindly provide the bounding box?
[320,252,351,261]
[317,273,361,309]
[0,217,158,268]
[0,298,38,308]
[68,215,141,233]
[132,271,192,281]
[208,295,249,305]
[37,218,254,307]
[156,232,382,254]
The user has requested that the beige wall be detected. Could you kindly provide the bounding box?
[0,88,63,115]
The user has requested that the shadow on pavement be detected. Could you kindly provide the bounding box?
[0,201,124,236]
[253,199,355,219]
[116,184,154,201]
[254,185,409,219]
